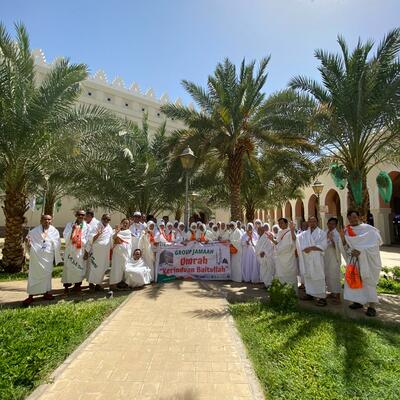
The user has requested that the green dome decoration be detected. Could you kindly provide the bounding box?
[330,163,347,190]
[348,170,363,206]
[376,171,393,203]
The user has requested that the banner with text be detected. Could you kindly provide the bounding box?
[155,242,231,281]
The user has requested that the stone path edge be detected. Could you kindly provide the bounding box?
[27,292,136,400]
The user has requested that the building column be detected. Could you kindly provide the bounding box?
[370,208,392,245]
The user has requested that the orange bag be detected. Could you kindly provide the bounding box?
[229,244,238,254]
[345,257,363,289]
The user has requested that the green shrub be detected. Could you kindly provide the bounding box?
[392,266,400,280]
[268,278,298,311]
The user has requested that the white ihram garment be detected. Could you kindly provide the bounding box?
[125,257,152,287]
[88,223,113,285]
[63,222,89,284]
[324,229,342,294]
[139,231,156,280]
[255,233,275,287]
[241,232,260,283]
[27,225,62,295]
[130,222,144,250]
[339,224,382,305]
[297,227,327,298]
[229,228,243,282]
[274,229,297,289]
[110,229,132,285]
[84,217,99,279]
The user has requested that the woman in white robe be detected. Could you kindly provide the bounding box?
[139,221,157,280]
[186,222,198,241]
[125,249,152,288]
[63,210,90,293]
[229,221,243,282]
[23,215,62,305]
[339,210,382,317]
[88,214,113,289]
[255,223,275,287]
[110,218,132,289]
[241,223,260,283]
[218,222,230,241]
[269,219,297,291]
[174,222,186,244]
[196,223,209,243]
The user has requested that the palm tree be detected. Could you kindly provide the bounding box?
[73,116,183,217]
[161,58,272,220]
[0,23,120,272]
[289,29,400,216]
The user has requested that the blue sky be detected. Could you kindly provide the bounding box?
[2,0,400,103]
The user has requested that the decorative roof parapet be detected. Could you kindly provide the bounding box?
[32,48,184,106]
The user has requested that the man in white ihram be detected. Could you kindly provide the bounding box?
[255,223,275,287]
[130,211,144,250]
[87,213,113,291]
[267,218,297,291]
[23,214,62,306]
[297,216,328,306]
[339,210,382,317]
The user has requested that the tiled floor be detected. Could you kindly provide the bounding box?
[28,281,264,400]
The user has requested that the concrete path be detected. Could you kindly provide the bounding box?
[28,281,264,400]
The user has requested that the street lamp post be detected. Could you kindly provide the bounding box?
[311,179,324,227]
[179,146,196,230]
[42,174,50,215]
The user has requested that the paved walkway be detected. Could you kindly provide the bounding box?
[28,281,264,400]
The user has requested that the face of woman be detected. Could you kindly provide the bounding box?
[348,212,360,226]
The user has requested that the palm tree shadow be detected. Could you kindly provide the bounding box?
[185,307,230,320]
[159,388,199,400]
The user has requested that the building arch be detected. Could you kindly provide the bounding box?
[308,194,318,218]
[284,201,293,220]
[295,198,305,222]
[324,188,343,226]
[276,207,283,220]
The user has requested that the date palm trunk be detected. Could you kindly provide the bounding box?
[44,190,57,216]
[245,204,255,223]
[228,149,244,221]
[1,190,28,272]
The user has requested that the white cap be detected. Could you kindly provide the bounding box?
[133,211,141,217]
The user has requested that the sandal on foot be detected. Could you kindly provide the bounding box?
[316,298,327,307]
[43,293,54,300]
[22,297,34,307]
[349,302,363,310]
[366,307,377,317]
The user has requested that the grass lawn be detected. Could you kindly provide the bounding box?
[0,295,128,400]
[231,302,400,400]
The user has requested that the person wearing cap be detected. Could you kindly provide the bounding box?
[130,211,145,250]
[229,221,243,282]
[63,210,90,294]
[174,222,186,244]
[87,214,113,291]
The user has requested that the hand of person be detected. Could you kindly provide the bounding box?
[114,224,121,232]
[327,231,333,241]
[260,251,265,258]
[304,247,311,254]
[83,251,89,260]
[289,221,295,232]
[351,249,360,257]
[339,228,345,240]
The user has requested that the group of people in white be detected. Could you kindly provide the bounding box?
[23,208,382,317]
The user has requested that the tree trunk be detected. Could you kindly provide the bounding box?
[245,204,255,223]
[175,207,182,221]
[1,190,28,273]
[44,191,57,216]
[228,150,244,221]
[347,174,370,220]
